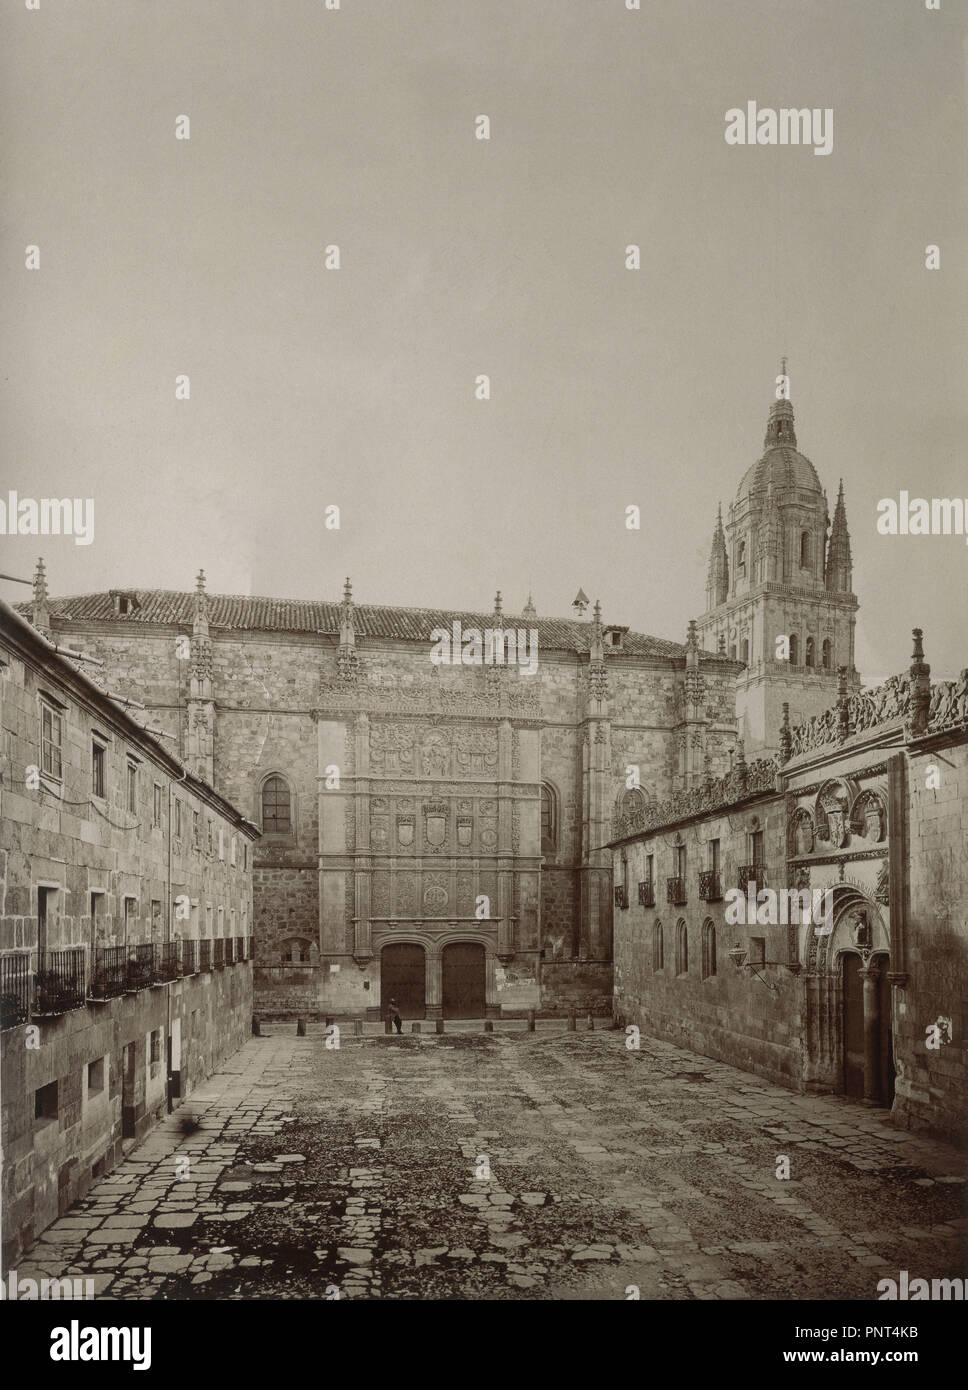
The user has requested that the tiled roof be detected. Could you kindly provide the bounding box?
[20,590,733,661]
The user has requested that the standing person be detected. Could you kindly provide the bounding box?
[387,997,402,1034]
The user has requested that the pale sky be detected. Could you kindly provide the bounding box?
[1,0,966,679]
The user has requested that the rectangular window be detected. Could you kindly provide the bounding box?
[218,827,224,861]
[217,906,224,937]
[242,842,247,871]
[230,836,236,866]
[149,1028,161,1065]
[193,809,200,846]
[151,900,162,942]
[127,762,138,814]
[92,740,105,798]
[674,845,686,879]
[750,830,765,866]
[153,784,163,828]
[645,853,654,885]
[749,937,766,968]
[37,885,53,954]
[206,904,213,936]
[174,799,182,840]
[35,1079,59,1122]
[124,897,136,944]
[708,838,720,873]
[41,704,63,780]
[87,1057,105,1095]
[207,821,214,855]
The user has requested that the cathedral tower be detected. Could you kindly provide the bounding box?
[696,370,859,751]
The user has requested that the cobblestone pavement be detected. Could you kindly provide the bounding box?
[12,1025,968,1301]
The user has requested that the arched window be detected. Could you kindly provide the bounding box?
[540,783,558,856]
[261,774,292,834]
[822,639,832,670]
[676,919,688,976]
[740,638,749,664]
[789,634,799,666]
[652,920,664,973]
[737,539,747,576]
[800,531,811,569]
[702,919,717,979]
[281,936,312,964]
[805,636,815,667]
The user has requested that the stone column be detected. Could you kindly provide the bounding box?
[860,959,881,1103]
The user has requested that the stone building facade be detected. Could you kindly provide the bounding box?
[697,387,860,753]
[611,634,968,1145]
[20,572,739,1020]
[0,598,259,1265]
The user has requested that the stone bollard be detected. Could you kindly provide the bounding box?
[567,1013,576,1032]
[384,1018,392,1034]
[296,1017,306,1037]
[435,1018,445,1035]
[353,1019,363,1036]
[527,1010,536,1032]
[411,1022,421,1033]
[484,1020,493,1033]
[586,1015,594,1032]
[252,1015,261,1036]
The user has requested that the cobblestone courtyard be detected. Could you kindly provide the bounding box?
[13,1026,968,1301]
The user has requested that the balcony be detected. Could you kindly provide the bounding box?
[614,886,629,910]
[1,953,31,1029]
[181,940,197,976]
[738,864,766,893]
[638,880,655,908]
[154,942,181,984]
[225,938,236,966]
[236,935,245,963]
[666,876,687,906]
[34,949,86,1015]
[699,870,722,902]
[126,944,156,992]
[213,938,225,969]
[88,945,127,1001]
[199,939,212,972]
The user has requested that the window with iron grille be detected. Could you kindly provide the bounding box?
[127,762,138,813]
[174,799,182,840]
[41,704,63,780]
[261,775,292,834]
[92,740,105,798]
[153,784,163,828]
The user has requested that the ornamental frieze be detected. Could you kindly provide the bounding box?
[316,672,541,720]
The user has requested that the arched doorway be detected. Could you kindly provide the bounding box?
[842,951,894,1105]
[381,943,426,1020]
[441,942,486,1019]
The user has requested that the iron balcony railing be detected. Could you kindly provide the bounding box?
[236,935,245,962]
[88,945,127,1001]
[126,944,155,992]
[1,953,31,1029]
[699,870,722,902]
[181,939,197,976]
[666,876,687,906]
[213,938,225,969]
[155,942,181,984]
[225,938,235,966]
[199,939,212,972]
[738,863,766,893]
[34,948,86,1015]
[613,886,629,910]
[638,880,655,908]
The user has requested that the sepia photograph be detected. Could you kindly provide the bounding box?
[0,0,965,1366]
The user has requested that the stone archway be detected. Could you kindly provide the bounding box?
[802,886,894,1104]
[441,942,486,1019]
[380,943,426,1020]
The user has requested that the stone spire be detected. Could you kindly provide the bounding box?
[825,479,853,593]
[909,628,931,736]
[187,568,215,784]
[705,504,729,608]
[32,557,50,637]
[522,591,536,618]
[338,576,359,682]
[492,589,503,622]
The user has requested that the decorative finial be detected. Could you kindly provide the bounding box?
[33,556,48,601]
[343,576,353,604]
[592,599,602,625]
[195,568,206,594]
[523,590,537,618]
[780,355,787,378]
[493,589,502,618]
